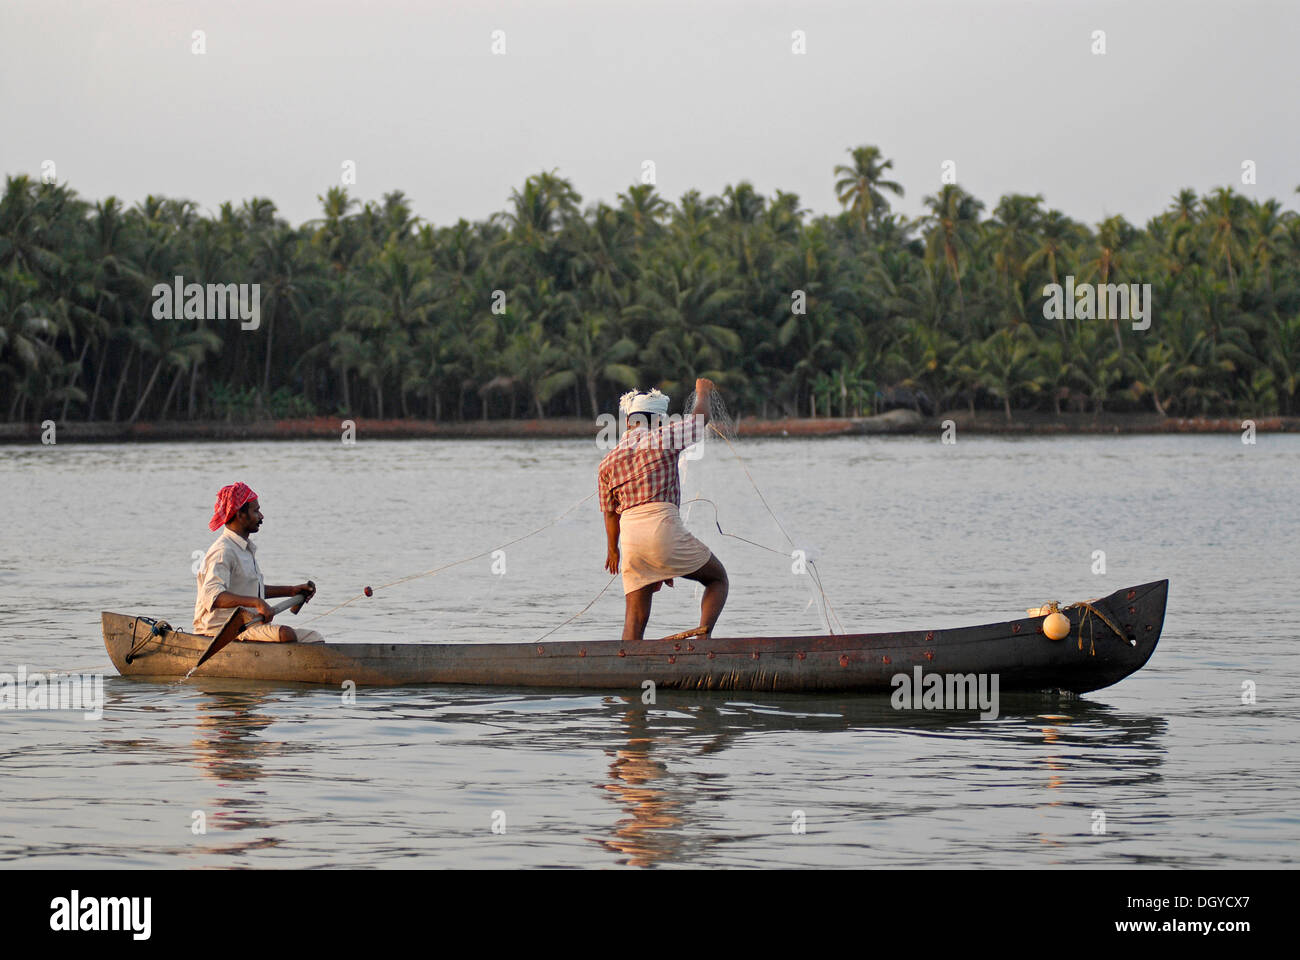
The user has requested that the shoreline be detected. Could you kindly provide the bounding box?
[1,411,1294,444]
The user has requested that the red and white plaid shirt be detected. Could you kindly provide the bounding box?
[598,415,706,514]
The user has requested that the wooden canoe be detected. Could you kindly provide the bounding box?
[101,579,1167,695]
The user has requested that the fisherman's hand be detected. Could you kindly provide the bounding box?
[255,599,276,623]
[695,378,715,393]
[605,547,620,575]
[292,581,316,602]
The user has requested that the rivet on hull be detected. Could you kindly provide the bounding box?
[839,655,849,668]
[618,649,626,658]
[796,651,806,661]
[668,655,676,664]
[882,655,891,664]
[537,646,544,655]
[924,650,934,661]
[752,651,760,660]
[707,651,715,660]
[578,649,586,658]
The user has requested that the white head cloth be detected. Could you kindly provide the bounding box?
[619,389,670,418]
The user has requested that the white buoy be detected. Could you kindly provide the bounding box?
[1044,610,1070,640]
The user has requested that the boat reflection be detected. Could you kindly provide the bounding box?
[98,677,1169,868]
[588,690,1168,868]
[189,687,278,783]
[187,682,305,847]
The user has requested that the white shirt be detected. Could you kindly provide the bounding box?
[193,527,266,635]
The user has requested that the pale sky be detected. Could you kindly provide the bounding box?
[3,0,1297,229]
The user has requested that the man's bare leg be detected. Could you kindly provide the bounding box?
[683,554,728,638]
[237,622,304,643]
[622,585,656,643]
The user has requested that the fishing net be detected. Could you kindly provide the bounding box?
[682,387,737,441]
[678,388,843,634]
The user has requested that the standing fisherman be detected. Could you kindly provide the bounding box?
[598,379,729,642]
[193,482,323,643]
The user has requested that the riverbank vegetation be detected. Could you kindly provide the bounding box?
[2,147,1298,423]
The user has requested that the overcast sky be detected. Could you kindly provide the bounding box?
[3,0,1297,229]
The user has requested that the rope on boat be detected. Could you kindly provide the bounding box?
[1068,599,1129,656]
[683,495,845,634]
[1039,599,1129,656]
[124,617,172,662]
[530,574,619,644]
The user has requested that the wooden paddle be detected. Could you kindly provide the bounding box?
[194,586,313,670]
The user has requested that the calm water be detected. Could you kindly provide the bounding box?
[1,433,1297,868]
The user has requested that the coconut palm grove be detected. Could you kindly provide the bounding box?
[2,146,1297,425]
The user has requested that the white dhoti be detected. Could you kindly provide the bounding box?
[619,502,713,595]
[237,623,325,644]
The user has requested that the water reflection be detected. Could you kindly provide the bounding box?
[191,688,278,783]
[185,681,315,843]
[597,704,691,867]
[92,679,1170,867]
[589,690,1168,867]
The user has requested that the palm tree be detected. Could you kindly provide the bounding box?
[0,176,66,282]
[617,184,670,247]
[1025,210,1081,289]
[497,320,570,418]
[251,224,320,402]
[309,186,362,271]
[1246,198,1288,299]
[1068,321,1122,413]
[1125,341,1177,416]
[1081,215,1141,354]
[833,146,904,233]
[0,268,58,420]
[1203,187,1250,290]
[560,313,638,416]
[989,194,1044,283]
[1265,312,1300,414]
[921,185,985,325]
[974,326,1045,421]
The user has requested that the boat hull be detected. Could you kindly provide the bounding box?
[102,580,1167,694]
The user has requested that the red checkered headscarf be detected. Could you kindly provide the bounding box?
[209,482,258,531]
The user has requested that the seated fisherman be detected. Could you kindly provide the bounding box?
[193,482,323,643]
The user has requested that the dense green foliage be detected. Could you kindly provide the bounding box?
[2,147,1298,423]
